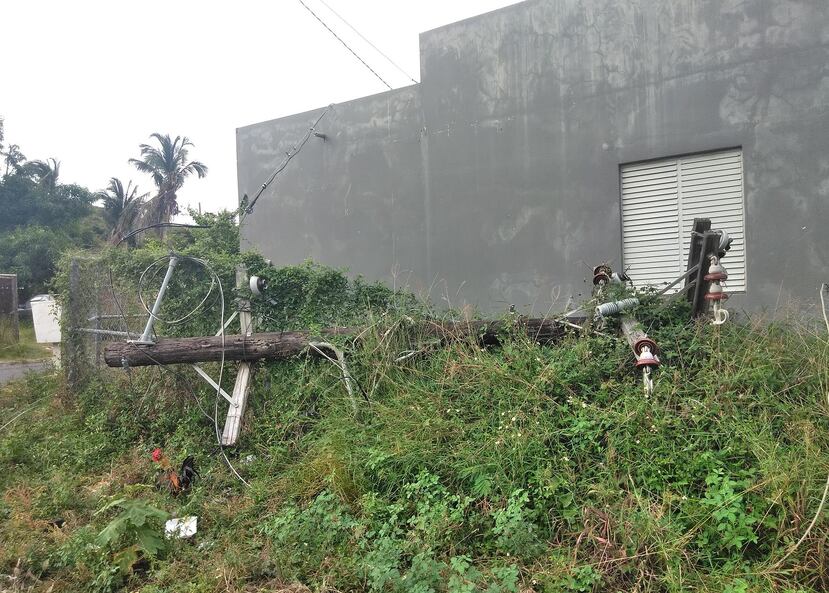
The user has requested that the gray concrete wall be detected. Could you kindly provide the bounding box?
[238,0,829,314]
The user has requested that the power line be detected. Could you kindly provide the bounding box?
[241,104,334,219]
[296,0,393,90]
[316,0,418,85]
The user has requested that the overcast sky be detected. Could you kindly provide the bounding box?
[2,0,519,214]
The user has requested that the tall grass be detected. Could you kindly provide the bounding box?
[1,271,827,592]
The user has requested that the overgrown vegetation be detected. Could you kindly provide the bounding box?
[2,221,828,592]
[0,320,53,361]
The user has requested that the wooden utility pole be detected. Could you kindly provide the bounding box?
[104,317,579,368]
[221,265,254,446]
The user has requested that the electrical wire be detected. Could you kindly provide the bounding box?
[0,395,53,434]
[101,222,250,485]
[203,261,251,488]
[768,283,829,571]
[108,222,211,339]
[137,255,216,325]
[308,341,358,413]
[116,222,209,248]
[126,343,215,424]
[241,104,334,219]
[296,0,393,90]
[163,255,251,487]
[116,252,250,487]
[316,0,418,84]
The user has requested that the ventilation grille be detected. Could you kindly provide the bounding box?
[621,149,746,292]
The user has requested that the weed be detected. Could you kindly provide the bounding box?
[3,246,828,592]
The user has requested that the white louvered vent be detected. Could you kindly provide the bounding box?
[621,148,746,292]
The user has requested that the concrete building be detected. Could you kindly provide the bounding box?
[236,0,829,315]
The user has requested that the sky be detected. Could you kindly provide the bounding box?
[2,0,520,215]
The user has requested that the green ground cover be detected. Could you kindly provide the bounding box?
[2,220,827,592]
[0,320,53,362]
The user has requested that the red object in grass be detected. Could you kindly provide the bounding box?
[151,448,163,463]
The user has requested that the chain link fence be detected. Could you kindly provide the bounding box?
[63,255,148,390]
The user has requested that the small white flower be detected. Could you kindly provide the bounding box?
[581,402,587,408]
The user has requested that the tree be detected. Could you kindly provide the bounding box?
[98,177,147,245]
[2,144,27,177]
[0,121,107,300]
[26,158,60,191]
[129,133,207,229]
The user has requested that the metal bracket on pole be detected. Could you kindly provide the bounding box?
[188,311,243,408]
[132,254,178,345]
[192,364,235,406]
[690,232,720,318]
[685,219,711,300]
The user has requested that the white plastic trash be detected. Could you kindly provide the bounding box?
[165,516,198,539]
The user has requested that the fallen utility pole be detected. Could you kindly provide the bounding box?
[103,317,581,368]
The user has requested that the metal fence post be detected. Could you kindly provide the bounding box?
[0,274,19,344]
[64,258,85,392]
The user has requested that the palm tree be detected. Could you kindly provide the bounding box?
[27,158,60,190]
[98,177,148,245]
[128,133,207,228]
[2,144,27,177]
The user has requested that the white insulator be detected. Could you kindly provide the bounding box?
[249,275,267,296]
[595,298,640,318]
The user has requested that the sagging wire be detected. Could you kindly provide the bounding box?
[315,0,418,85]
[113,246,250,487]
[308,341,358,413]
[108,222,210,339]
[137,255,216,325]
[307,341,372,408]
[125,342,214,424]
[767,283,829,571]
[296,0,393,90]
[241,104,334,220]
[174,254,251,488]
[116,222,210,248]
[0,394,53,434]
